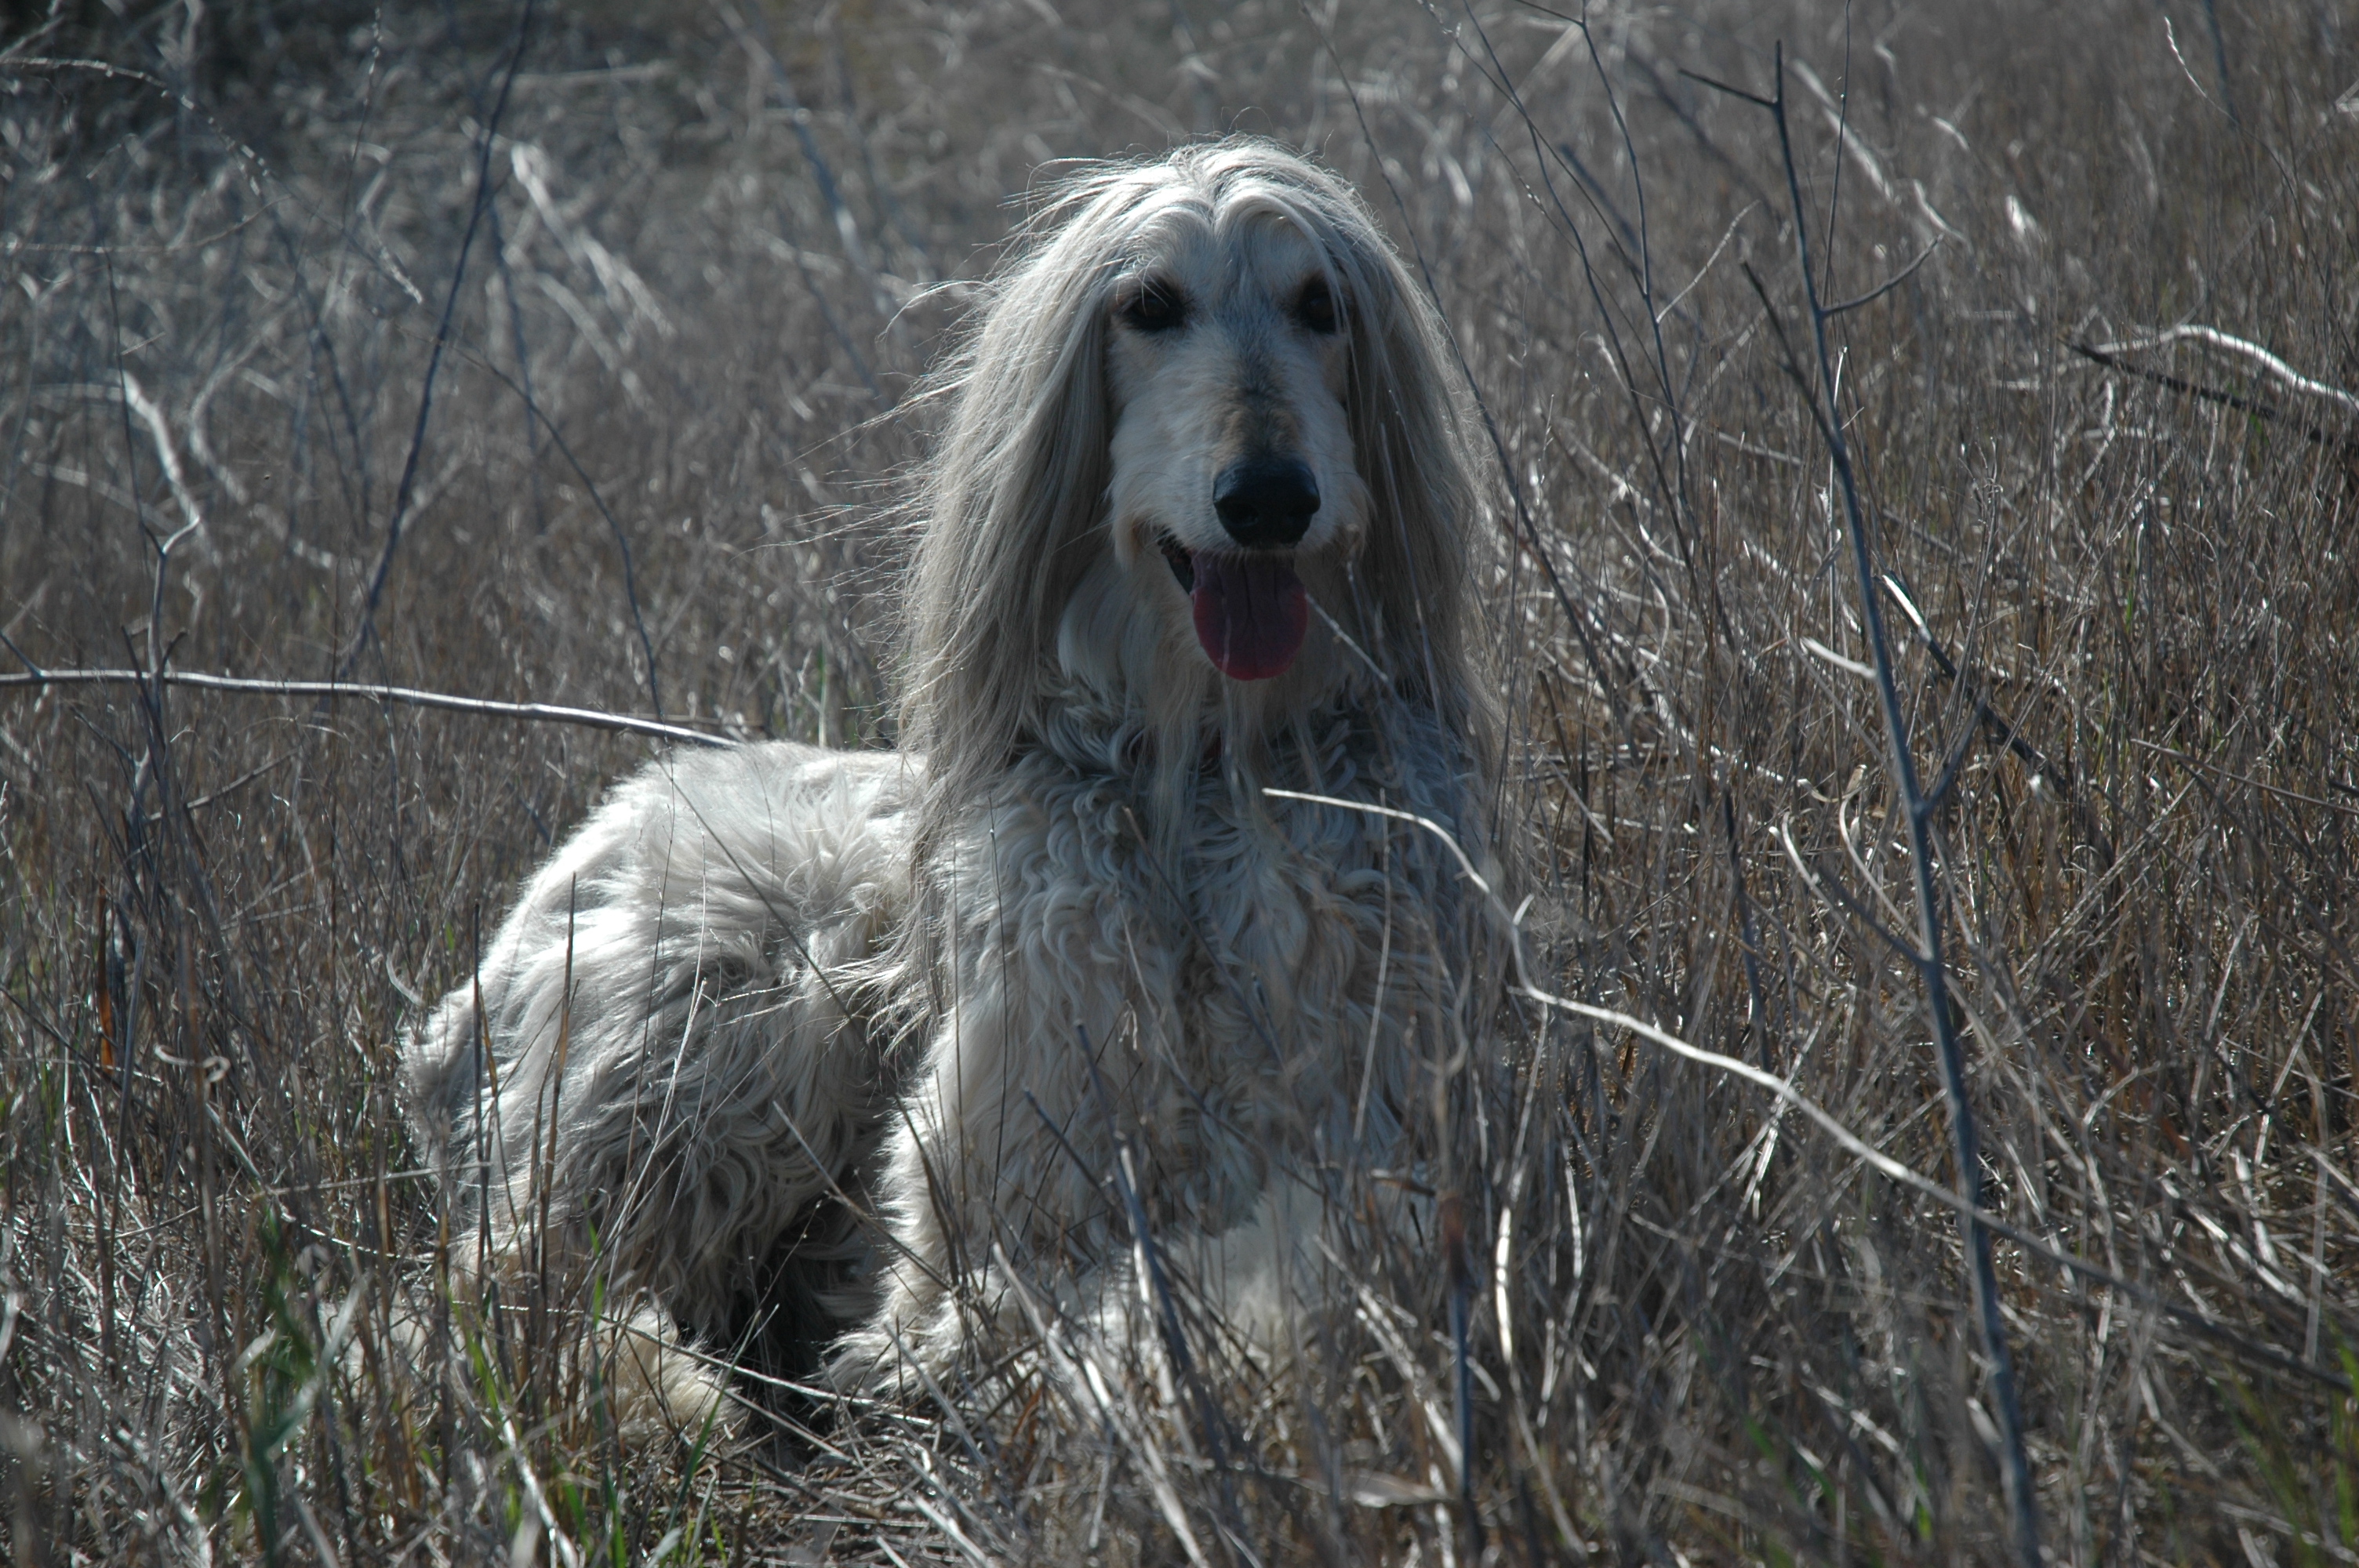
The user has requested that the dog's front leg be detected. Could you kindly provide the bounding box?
[834,956,1158,1392]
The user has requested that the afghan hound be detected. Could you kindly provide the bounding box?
[401,137,1504,1433]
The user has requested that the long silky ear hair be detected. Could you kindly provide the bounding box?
[1289,150,1489,771]
[895,172,1128,850]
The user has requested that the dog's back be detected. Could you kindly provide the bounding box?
[401,741,923,1383]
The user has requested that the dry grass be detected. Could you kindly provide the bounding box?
[4,1,2358,1563]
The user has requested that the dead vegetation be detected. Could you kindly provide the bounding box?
[3,1,2358,1563]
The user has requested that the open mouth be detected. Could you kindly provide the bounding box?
[1157,532,1310,682]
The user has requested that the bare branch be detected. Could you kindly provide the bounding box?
[0,669,733,748]
[1763,41,2043,1563]
[1823,234,1942,317]
[2083,323,2359,417]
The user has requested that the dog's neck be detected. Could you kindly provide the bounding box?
[1015,546,1478,878]
[1046,547,1387,776]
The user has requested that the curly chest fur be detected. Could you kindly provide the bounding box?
[905,712,1474,1250]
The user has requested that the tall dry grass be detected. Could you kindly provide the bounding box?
[3,1,2357,1563]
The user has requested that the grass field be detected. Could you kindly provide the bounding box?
[4,1,2357,1562]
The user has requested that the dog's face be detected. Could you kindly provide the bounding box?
[1102,216,1368,684]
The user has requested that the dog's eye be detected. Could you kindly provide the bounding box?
[1295,276,1339,335]
[1121,279,1188,335]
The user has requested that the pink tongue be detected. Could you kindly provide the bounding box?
[1190,554,1309,681]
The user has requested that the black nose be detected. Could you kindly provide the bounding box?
[1213,456,1321,549]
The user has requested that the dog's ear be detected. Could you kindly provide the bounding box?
[1336,230,1481,737]
[900,238,1116,809]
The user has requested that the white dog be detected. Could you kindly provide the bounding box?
[402,139,1502,1432]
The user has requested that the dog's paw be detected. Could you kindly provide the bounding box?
[598,1301,739,1446]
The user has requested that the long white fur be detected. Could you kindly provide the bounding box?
[401,138,1500,1433]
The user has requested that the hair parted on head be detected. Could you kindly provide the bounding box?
[896,136,1488,830]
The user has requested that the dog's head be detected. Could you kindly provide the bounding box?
[902,140,1482,803]
[1098,188,1365,685]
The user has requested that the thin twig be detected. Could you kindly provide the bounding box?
[1877,571,2115,864]
[1823,234,1942,317]
[2065,340,2359,459]
[1763,45,2042,1563]
[1641,48,2048,1560]
[0,669,732,747]
[345,0,535,673]
[2080,324,2359,417]
[423,330,665,715]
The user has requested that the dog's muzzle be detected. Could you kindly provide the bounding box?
[1157,453,1321,682]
